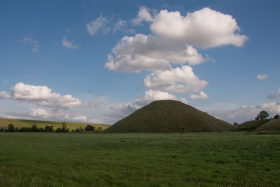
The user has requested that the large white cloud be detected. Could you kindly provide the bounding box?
[105,7,247,72]
[143,66,208,94]
[110,90,187,118]
[105,34,206,72]
[148,7,248,48]
[0,83,103,109]
[268,89,280,99]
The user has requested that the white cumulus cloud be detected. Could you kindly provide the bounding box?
[143,66,208,94]
[149,7,248,48]
[106,7,247,72]
[105,34,205,72]
[268,88,280,99]
[190,91,208,100]
[62,37,79,49]
[29,108,50,118]
[0,82,83,109]
[257,74,268,80]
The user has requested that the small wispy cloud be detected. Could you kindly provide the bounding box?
[86,15,109,35]
[2,79,8,84]
[267,88,280,99]
[62,37,79,49]
[19,37,41,52]
[257,74,268,80]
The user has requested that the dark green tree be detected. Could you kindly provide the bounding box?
[274,114,279,119]
[7,124,15,132]
[85,125,95,131]
[45,125,54,132]
[31,124,38,132]
[255,111,269,120]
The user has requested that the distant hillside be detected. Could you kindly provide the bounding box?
[105,100,234,133]
[237,120,269,132]
[0,118,110,130]
[256,119,280,132]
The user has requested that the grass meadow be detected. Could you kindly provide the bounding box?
[0,133,280,186]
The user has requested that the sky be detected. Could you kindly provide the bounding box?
[0,0,280,125]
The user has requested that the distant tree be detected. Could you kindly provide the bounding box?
[79,127,84,132]
[274,114,279,119]
[96,127,103,132]
[0,127,4,132]
[38,128,45,132]
[7,124,15,132]
[85,125,95,131]
[20,127,29,132]
[61,121,69,132]
[233,123,238,126]
[55,128,62,133]
[31,124,38,132]
[255,111,269,120]
[45,125,54,132]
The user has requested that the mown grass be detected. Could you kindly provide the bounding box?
[0,118,110,130]
[0,133,280,186]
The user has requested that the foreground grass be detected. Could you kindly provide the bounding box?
[0,133,280,186]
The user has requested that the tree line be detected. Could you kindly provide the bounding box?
[0,121,103,133]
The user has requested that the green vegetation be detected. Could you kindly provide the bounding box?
[105,100,234,133]
[256,119,280,132]
[255,110,269,120]
[236,119,269,132]
[0,118,110,131]
[0,133,280,186]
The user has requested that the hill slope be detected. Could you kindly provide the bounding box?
[236,120,269,132]
[256,119,280,132]
[105,100,234,133]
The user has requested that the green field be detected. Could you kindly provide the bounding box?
[0,118,110,131]
[0,133,280,186]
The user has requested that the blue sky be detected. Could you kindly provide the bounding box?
[1,0,280,124]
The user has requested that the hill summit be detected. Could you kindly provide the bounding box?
[105,100,233,133]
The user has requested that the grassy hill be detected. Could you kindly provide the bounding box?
[105,100,234,133]
[256,119,280,132]
[0,118,110,130]
[236,119,269,132]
